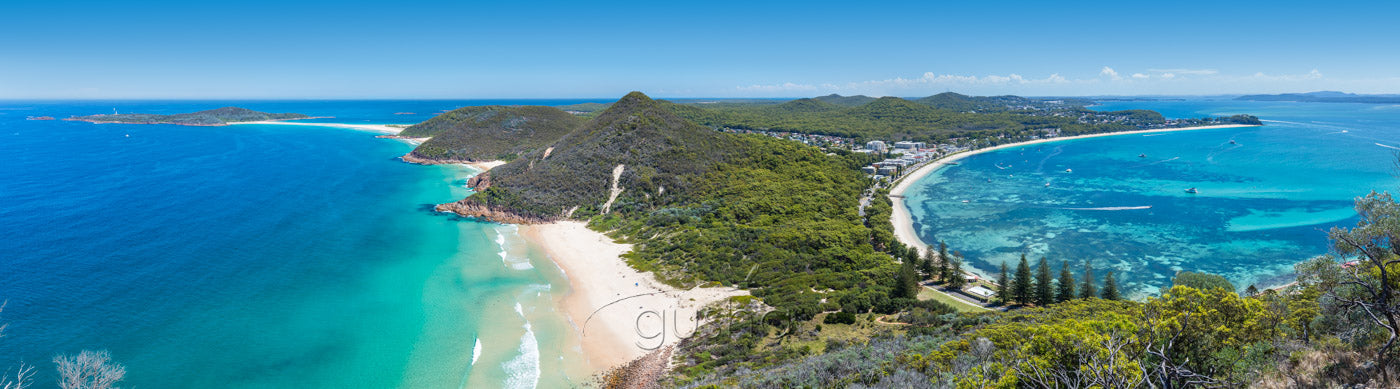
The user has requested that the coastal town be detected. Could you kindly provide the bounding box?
[718,117,1269,313]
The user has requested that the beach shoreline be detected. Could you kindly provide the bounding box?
[518,221,746,374]
[229,120,408,134]
[888,124,1262,256]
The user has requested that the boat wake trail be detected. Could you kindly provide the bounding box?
[1376,143,1400,151]
[1140,156,1180,166]
[1207,144,1242,164]
[1036,146,1063,173]
[1059,206,1153,211]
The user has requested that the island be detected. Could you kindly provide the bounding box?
[1237,90,1400,104]
[65,107,315,126]
[26,116,55,120]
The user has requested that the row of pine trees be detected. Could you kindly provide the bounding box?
[905,239,1123,306]
[994,253,1121,306]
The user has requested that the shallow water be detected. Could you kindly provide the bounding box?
[902,100,1400,297]
[0,100,603,388]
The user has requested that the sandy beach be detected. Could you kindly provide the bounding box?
[230,120,407,134]
[464,160,507,171]
[519,221,746,372]
[888,124,1261,256]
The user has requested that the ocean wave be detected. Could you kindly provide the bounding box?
[471,338,482,366]
[502,322,541,389]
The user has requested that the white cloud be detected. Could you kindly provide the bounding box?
[1100,66,1122,80]
[1148,68,1218,76]
[735,82,818,92]
[727,67,1347,97]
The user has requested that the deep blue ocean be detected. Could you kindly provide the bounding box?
[903,100,1400,297]
[0,100,607,388]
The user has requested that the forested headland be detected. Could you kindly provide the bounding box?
[399,105,583,163]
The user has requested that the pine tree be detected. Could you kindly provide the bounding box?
[1013,253,1033,305]
[1101,270,1120,300]
[1035,257,1054,306]
[948,252,967,289]
[1057,261,1076,302]
[894,260,920,299]
[920,246,936,279]
[936,241,950,282]
[1079,259,1097,299]
[996,262,1011,306]
[1245,284,1259,297]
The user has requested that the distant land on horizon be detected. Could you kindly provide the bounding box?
[66,107,313,126]
[1236,91,1400,104]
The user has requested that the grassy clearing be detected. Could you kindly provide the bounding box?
[918,286,988,313]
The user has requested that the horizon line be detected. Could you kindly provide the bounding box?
[0,92,1329,102]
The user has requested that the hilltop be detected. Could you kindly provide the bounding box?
[66,107,311,126]
[437,91,743,222]
[812,93,877,106]
[399,105,584,164]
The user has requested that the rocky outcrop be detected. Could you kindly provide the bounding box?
[467,172,491,190]
[399,152,479,165]
[433,200,553,224]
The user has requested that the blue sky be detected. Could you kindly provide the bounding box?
[3,0,1398,99]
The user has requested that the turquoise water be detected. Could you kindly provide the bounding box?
[902,100,1400,297]
[0,101,606,388]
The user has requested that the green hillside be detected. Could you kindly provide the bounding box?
[812,93,877,106]
[773,98,841,112]
[401,105,583,162]
[441,91,909,319]
[662,94,1255,143]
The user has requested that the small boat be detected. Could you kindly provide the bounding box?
[1185,188,1198,194]
[962,200,970,203]
[1065,168,1072,173]
[1230,140,1237,145]
[1138,153,1147,158]
[1045,182,1051,187]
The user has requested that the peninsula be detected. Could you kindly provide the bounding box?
[66,107,315,126]
[388,91,1380,388]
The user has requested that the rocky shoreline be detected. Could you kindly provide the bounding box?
[398,152,479,165]
[433,200,552,224]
